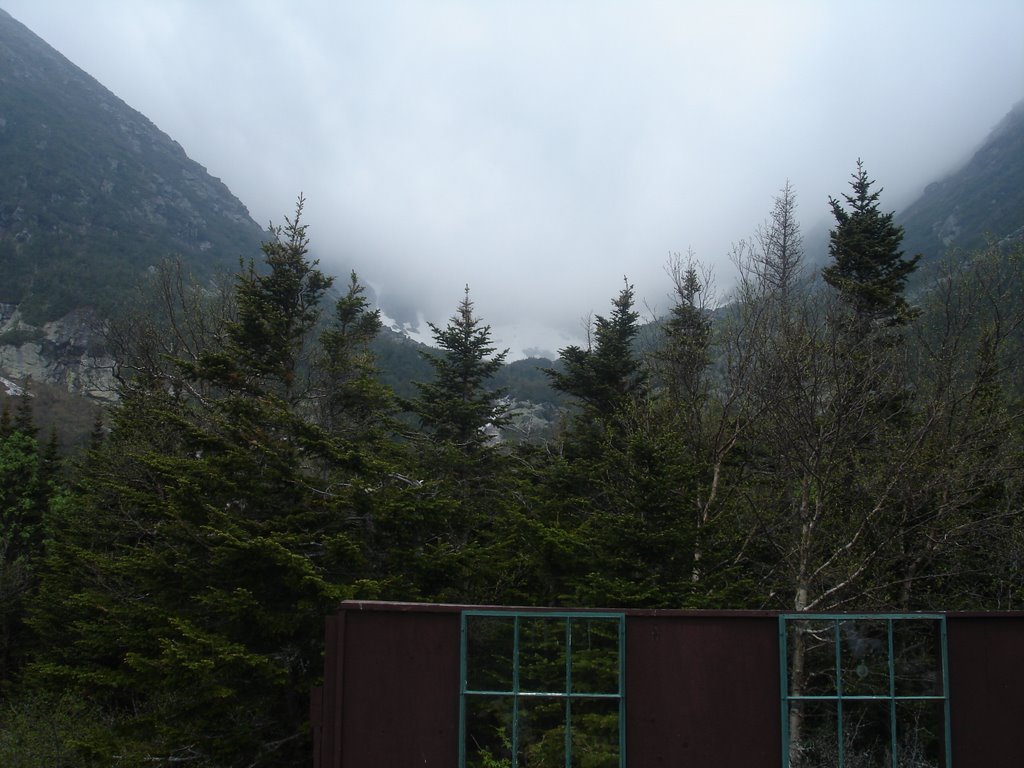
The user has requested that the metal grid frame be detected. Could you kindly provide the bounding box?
[779,613,952,768]
[459,609,626,768]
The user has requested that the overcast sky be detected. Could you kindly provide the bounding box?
[5,1,1023,357]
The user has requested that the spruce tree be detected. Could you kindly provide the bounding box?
[0,398,57,688]
[317,271,393,440]
[390,287,516,602]
[214,194,333,400]
[408,286,509,447]
[823,160,920,332]
[654,257,712,409]
[27,201,379,766]
[545,279,645,449]
[0,428,42,684]
[534,282,710,608]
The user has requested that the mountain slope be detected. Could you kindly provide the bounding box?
[0,5,1021,445]
[0,8,267,323]
[897,99,1024,261]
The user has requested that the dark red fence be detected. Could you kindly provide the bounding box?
[946,613,1024,766]
[312,601,1024,767]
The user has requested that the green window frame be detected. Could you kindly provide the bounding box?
[779,613,951,768]
[459,610,626,768]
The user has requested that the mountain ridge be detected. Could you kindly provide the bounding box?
[0,7,267,322]
[0,7,1022,446]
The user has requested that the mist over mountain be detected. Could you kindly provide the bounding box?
[0,4,1022,439]
[898,99,1024,261]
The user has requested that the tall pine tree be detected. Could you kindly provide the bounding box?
[386,287,517,603]
[822,160,920,333]
[545,279,645,450]
[0,398,55,687]
[28,201,380,767]
[408,286,509,447]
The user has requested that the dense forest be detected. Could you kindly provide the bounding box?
[1,165,1022,766]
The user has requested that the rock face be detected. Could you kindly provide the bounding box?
[0,304,116,402]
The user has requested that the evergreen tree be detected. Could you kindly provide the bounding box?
[0,428,40,684]
[214,194,333,400]
[317,271,393,440]
[650,252,752,592]
[12,389,35,438]
[545,280,645,450]
[27,201,379,766]
[887,244,1024,609]
[653,254,712,410]
[383,287,518,603]
[531,281,733,608]
[408,286,509,447]
[823,160,920,332]
[0,398,57,688]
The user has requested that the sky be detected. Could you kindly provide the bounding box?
[4,1,1023,358]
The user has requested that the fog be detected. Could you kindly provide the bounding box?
[4,0,1023,357]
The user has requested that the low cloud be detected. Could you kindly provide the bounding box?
[5,0,1023,353]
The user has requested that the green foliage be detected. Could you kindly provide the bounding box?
[823,160,920,332]
[532,276,754,610]
[3,148,1022,767]
[0,689,140,768]
[384,289,526,604]
[651,254,712,411]
[408,286,510,446]
[23,203,391,766]
[223,196,332,396]
[0,397,62,688]
[318,271,394,438]
[545,280,645,453]
[5,6,1024,759]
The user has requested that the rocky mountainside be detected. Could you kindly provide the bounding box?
[897,99,1024,261]
[0,8,269,433]
[0,5,1021,447]
[0,10,567,443]
[0,8,267,323]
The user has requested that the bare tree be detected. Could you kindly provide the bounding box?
[106,257,236,404]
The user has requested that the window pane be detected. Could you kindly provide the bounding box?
[461,612,624,768]
[839,619,890,697]
[464,695,512,768]
[570,697,620,768]
[783,617,948,768]
[893,620,943,698]
[466,616,515,693]
[520,617,567,694]
[571,618,620,695]
[895,700,944,768]
[788,619,837,697]
[518,696,566,767]
[842,700,892,768]
[788,699,838,767]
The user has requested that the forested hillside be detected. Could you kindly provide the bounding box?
[1,7,1023,766]
[2,164,1022,765]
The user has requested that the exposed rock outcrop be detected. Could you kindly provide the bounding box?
[0,304,116,402]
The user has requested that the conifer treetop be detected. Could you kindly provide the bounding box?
[823,160,920,330]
